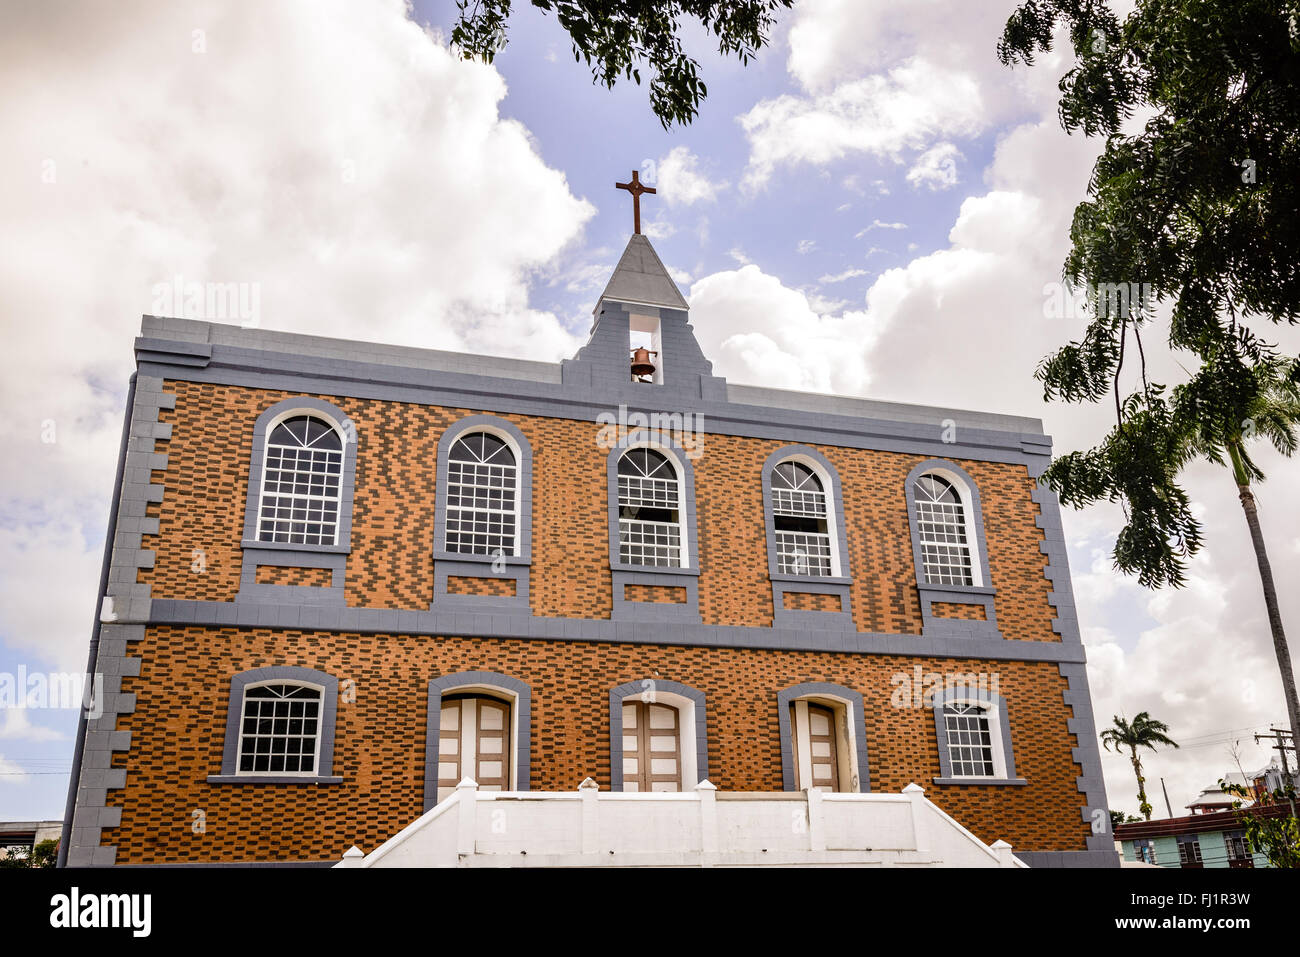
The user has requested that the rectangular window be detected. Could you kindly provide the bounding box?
[445,459,518,555]
[943,703,995,777]
[1177,835,1203,868]
[237,684,322,775]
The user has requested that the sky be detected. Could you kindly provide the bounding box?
[1,0,1298,826]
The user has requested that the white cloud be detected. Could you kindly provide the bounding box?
[907,142,962,190]
[655,146,726,206]
[797,239,816,255]
[819,267,869,283]
[0,0,593,672]
[0,707,65,743]
[855,220,907,238]
[739,58,986,190]
[687,265,880,395]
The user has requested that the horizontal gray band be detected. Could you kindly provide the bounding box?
[150,598,1087,664]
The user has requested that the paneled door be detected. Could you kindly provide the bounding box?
[621,700,682,792]
[438,693,512,802]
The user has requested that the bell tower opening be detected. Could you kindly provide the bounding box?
[629,312,663,385]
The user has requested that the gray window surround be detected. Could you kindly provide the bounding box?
[761,446,854,632]
[430,415,533,614]
[776,682,871,793]
[607,433,702,623]
[424,671,531,811]
[608,679,708,791]
[238,396,358,606]
[931,684,1027,786]
[208,666,342,784]
[904,459,1000,639]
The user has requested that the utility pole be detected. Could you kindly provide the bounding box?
[1254,728,1298,819]
[1160,777,1174,818]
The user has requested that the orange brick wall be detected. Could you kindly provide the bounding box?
[783,592,844,613]
[931,601,988,621]
[141,381,1056,640]
[446,575,516,598]
[254,565,333,588]
[103,625,1088,863]
[623,584,687,604]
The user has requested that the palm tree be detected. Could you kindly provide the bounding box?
[1101,712,1179,821]
[1174,350,1300,758]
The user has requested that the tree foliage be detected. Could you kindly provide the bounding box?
[1102,711,1179,819]
[1221,779,1300,868]
[999,0,1300,586]
[451,0,794,127]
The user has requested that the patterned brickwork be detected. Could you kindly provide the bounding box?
[446,575,516,598]
[783,592,843,613]
[254,565,333,588]
[931,601,987,621]
[100,625,1089,863]
[143,381,1056,640]
[623,584,687,604]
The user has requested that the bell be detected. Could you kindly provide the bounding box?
[630,346,657,380]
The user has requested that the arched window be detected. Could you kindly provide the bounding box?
[236,682,324,776]
[930,685,1023,785]
[444,431,519,556]
[617,447,683,567]
[913,472,974,586]
[256,414,345,546]
[771,460,833,576]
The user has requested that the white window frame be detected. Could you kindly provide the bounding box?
[913,467,984,588]
[443,427,523,558]
[770,454,843,578]
[617,442,689,569]
[254,409,348,548]
[234,679,326,778]
[940,697,1008,780]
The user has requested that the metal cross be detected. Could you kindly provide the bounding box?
[615,170,657,235]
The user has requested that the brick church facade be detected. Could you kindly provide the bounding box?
[62,230,1117,867]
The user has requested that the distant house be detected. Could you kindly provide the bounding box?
[1113,765,1293,869]
[0,820,62,861]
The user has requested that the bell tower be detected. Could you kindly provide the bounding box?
[561,172,726,401]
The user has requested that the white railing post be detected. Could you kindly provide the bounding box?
[903,783,929,856]
[696,780,718,865]
[336,845,365,868]
[579,776,600,856]
[991,839,1017,868]
[456,777,479,859]
[807,787,826,852]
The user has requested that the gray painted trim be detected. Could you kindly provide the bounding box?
[1016,850,1121,868]
[138,315,1043,438]
[761,446,854,631]
[424,671,532,812]
[238,548,345,606]
[64,373,173,868]
[904,459,1001,639]
[776,682,871,793]
[217,666,340,779]
[430,415,534,613]
[238,396,358,605]
[931,683,1024,785]
[1060,661,1117,850]
[148,598,1091,663]
[608,679,709,791]
[606,429,702,622]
